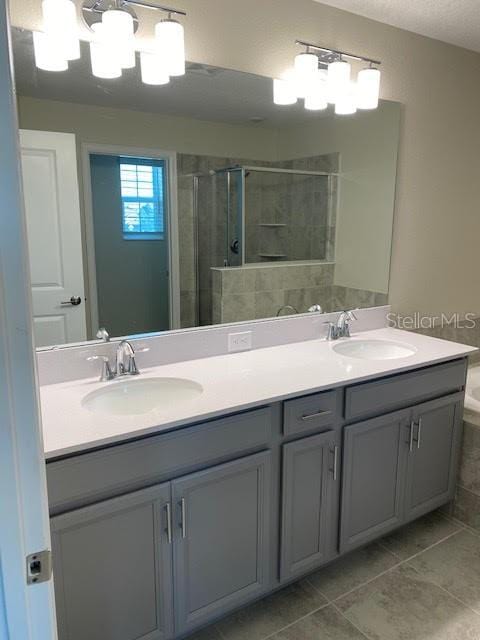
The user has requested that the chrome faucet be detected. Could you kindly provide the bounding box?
[116,340,139,376]
[276,305,299,316]
[336,310,357,338]
[324,309,358,341]
[87,339,142,381]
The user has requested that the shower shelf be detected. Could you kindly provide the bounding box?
[258,223,286,228]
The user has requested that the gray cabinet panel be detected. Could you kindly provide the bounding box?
[340,409,410,553]
[345,359,467,421]
[283,390,339,437]
[280,431,337,582]
[405,393,463,520]
[172,451,272,636]
[51,484,174,640]
[47,406,272,513]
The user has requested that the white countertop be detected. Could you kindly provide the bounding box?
[40,328,477,459]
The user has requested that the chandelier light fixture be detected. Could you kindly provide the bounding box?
[32,0,187,85]
[273,40,381,115]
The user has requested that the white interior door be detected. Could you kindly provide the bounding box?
[19,129,87,347]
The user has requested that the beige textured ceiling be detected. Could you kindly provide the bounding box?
[313,0,480,53]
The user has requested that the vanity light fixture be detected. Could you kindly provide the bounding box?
[33,0,187,86]
[273,40,381,115]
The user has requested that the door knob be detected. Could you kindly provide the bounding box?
[60,296,82,306]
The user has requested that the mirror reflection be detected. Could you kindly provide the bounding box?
[12,29,400,347]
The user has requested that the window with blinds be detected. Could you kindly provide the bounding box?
[120,159,166,239]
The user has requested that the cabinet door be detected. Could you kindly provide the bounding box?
[340,409,410,553]
[405,394,463,520]
[51,484,174,640]
[280,431,338,582]
[172,451,272,636]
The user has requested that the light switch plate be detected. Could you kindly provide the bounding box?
[228,331,252,352]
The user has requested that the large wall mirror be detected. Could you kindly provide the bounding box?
[11,28,401,348]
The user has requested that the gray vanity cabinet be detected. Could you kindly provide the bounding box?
[404,394,463,520]
[280,430,338,582]
[50,483,174,640]
[340,392,464,553]
[172,451,272,636]
[339,409,410,553]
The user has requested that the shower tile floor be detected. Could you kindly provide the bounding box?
[187,511,480,640]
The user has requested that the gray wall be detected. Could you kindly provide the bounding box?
[90,154,169,336]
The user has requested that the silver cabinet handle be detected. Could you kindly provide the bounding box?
[332,445,339,481]
[416,418,422,449]
[179,498,187,539]
[409,420,415,452]
[165,502,172,544]
[301,409,332,422]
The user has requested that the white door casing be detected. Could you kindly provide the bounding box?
[0,4,58,638]
[20,129,87,347]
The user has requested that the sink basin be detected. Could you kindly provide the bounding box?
[332,339,417,361]
[82,377,204,416]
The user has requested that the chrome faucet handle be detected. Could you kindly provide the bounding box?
[96,327,110,342]
[336,309,358,337]
[323,321,338,341]
[87,355,115,382]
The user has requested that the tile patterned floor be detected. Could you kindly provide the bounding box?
[187,510,480,640]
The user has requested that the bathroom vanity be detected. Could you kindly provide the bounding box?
[41,328,474,640]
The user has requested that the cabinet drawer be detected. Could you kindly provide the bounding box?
[283,390,338,436]
[345,359,467,421]
[47,406,272,514]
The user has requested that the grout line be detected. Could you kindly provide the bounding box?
[383,527,464,565]
[258,601,330,640]
[330,601,373,640]
[376,539,403,562]
[331,559,405,604]
[212,518,476,640]
[304,576,332,603]
[331,528,464,605]
[406,562,480,619]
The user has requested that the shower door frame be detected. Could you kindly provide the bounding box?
[213,165,338,267]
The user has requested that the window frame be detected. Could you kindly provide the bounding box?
[119,157,166,240]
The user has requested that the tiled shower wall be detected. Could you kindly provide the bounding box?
[211,263,387,324]
[244,156,337,264]
[176,152,339,328]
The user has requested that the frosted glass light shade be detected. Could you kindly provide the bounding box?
[33,31,68,71]
[327,59,351,104]
[335,81,357,115]
[89,23,121,79]
[41,0,80,60]
[357,67,381,109]
[304,69,328,110]
[140,51,170,85]
[294,52,318,98]
[294,52,318,75]
[102,9,136,69]
[273,77,297,105]
[155,19,185,77]
[102,9,134,36]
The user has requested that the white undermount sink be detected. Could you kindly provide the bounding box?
[82,377,204,416]
[332,339,417,361]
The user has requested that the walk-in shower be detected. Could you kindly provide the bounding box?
[191,164,337,325]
